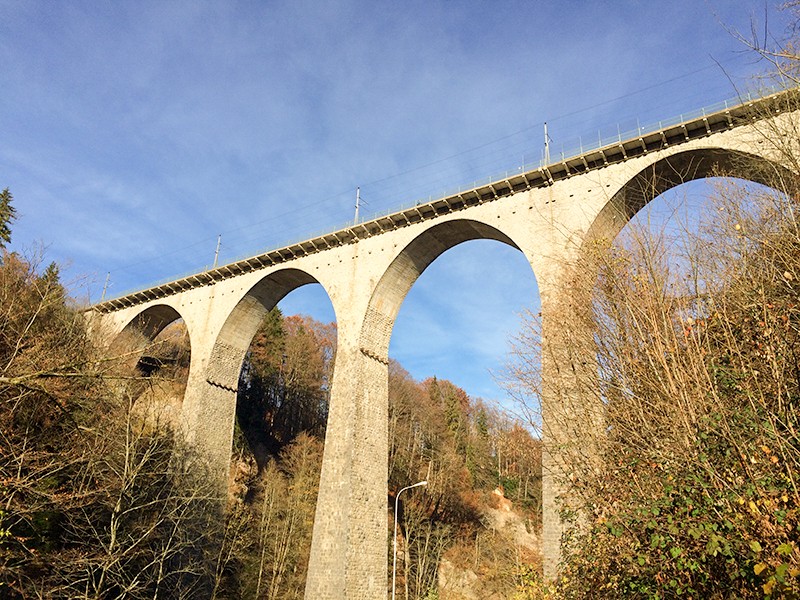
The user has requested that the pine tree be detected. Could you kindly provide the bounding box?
[0,188,16,249]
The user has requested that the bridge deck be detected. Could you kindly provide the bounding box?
[93,88,796,313]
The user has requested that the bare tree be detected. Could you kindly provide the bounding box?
[504,93,800,596]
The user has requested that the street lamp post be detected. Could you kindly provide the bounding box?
[392,480,427,600]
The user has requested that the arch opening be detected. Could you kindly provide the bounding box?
[234,282,336,473]
[371,219,543,598]
[218,271,337,598]
[109,305,192,421]
[542,144,800,590]
[364,219,519,360]
[214,268,320,355]
[588,172,791,411]
[203,267,335,461]
[113,304,185,353]
[586,148,791,244]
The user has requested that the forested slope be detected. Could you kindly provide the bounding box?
[229,308,542,599]
[0,193,224,598]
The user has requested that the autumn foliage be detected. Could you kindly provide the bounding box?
[0,250,225,598]
[388,365,542,599]
[505,92,800,598]
[230,311,542,599]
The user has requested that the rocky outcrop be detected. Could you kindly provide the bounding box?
[437,488,540,599]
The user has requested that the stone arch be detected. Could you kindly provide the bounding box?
[360,218,522,360]
[585,147,790,244]
[110,304,188,358]
[309,217,533,599]
[538,146,796,579]
[205,267,335,392]
[117,304,184,342]
[107,304,193,404]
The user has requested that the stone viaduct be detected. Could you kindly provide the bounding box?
[90,89,798,599]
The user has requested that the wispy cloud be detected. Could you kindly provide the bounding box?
[0,0,789,400]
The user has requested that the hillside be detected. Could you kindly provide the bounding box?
[134,307,542,598]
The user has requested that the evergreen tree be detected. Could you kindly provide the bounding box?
[0,188,16,249]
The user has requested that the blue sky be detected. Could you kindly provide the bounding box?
[0,1,793,406]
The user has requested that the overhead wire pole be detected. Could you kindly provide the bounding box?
[544,122,551,165]
[354,187,361,225]
[544,122,555,204]
[100,272,110,301]
[213,234,221,268]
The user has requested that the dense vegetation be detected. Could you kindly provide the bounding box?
[0,198,223,597]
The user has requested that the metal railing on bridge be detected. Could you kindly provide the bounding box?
[96,85,797,310]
